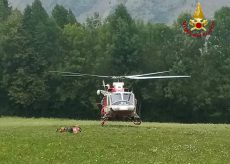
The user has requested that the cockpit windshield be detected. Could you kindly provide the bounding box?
[110,92,134,105]
[111,93,122,104]
[123,93,134,102]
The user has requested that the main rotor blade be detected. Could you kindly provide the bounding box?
[50,71,111,78]
[50,71,190,80]
[50,71,170,77]
[49,71,81,75]
[127,75,191,79]
[62,74,111,78]
[126,71,170,77]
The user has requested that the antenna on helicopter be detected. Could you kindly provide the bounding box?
[102,80,106,90]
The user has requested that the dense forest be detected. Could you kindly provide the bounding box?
[0,0,230,123]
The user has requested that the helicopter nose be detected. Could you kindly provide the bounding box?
[112,106,135,111]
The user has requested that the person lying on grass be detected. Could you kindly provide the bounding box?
[57,125,82,134]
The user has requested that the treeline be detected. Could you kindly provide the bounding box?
[0,0,230,123]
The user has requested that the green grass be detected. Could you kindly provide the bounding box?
[0,117,229,164]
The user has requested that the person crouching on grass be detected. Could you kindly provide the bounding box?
[57,125,82,134]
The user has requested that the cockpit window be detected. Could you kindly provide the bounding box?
[123,93,133,102]
[110,93,134,105]
[111,93,122,104]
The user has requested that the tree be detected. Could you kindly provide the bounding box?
[197,7,230,122]
[0,0,11,22]
[52,4,77,28]
[1,2,230,123]
[1,0,61,112]
[106,4,142,75]
[0,10,25,113]
[67,9,77,25]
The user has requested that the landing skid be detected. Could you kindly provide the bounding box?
[101,115,109,126]
[101,119,107,126]
[132,116,142,125]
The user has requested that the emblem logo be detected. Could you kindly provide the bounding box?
[182,2,215,37]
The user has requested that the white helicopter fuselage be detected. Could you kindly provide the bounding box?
[98,82,139,119]
[102,92,136,117]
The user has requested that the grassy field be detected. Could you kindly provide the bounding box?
[0,117,229,164]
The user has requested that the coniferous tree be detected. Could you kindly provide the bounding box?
[0,0,11,22]
[52,4,77,28]
[1,0,61,111]
[67,9,77,25]
[106,4,142,75]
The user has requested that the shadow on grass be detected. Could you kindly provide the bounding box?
[102,124,140,128]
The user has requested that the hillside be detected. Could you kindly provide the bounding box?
[8,0,230,24]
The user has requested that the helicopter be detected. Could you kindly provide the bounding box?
[51,71,190,126]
